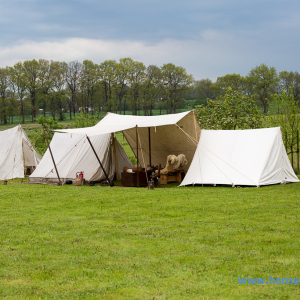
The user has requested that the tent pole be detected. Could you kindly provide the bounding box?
[193,110,199,143]
[22,140,26,177]
[86,135,113,186]
[148,127,151,166]
[111,133,120,180]
[43,129,62,186]
[136,125,139,187]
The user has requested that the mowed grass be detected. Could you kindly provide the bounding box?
[0,182,300,299]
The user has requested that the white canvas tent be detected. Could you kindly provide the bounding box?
[29,132,133,184]
[180,127,299,187]
[0,125,41,180]
[55,110,201,171]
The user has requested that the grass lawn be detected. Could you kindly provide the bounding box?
[0,180,300,299]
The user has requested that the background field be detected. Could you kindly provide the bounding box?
[0,180,300,299]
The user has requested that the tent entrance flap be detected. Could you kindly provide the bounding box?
[86,135,111,184]
[43,128,62,186]
[0,125,41,180]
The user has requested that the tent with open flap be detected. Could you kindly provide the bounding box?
[54,110,201,172]
[29,132,133,184]
[0,125,41,180]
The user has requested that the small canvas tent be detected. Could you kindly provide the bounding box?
[0,125,41,180]
[54,110,200,171]
[29,132,133,184]
[180,127,299,187]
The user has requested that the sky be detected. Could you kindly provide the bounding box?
[0,0,299,80]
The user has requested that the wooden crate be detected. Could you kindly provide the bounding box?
[121,171,148,187]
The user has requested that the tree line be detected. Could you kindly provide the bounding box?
[191,64,300,114]
[0,58,194,124]
[193,69,300,173]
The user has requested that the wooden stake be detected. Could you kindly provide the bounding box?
[43,129,62,186]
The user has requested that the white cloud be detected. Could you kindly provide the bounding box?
[0,35,298,81]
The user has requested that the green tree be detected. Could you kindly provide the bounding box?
[115,58,133,114]
[141,65,162,116]
[38,59,52,117]
[268,86,300,171]
[127,60,146,115]
[194,78,216,101]
[211,74,246,98]
[33,116,63,155]
[23,59,40,122]
[279,71,300,101]
[49,61,68,121]
[0,67,10,124]
[80,60,100,115]
[247,64,279,114]
[65,61,82,119]
[195,88,262,130]
[99,60,117,112]
[9,62,30,124]
[161,63,194,113]
[74,111,98,128]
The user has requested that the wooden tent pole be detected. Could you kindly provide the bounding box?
[193,110,199,143]
[43,129,62,186]
[22,140,26,177]
[111,133,120,180]
[148,127,152,167]
[86,135,112,185]
[136,125,139,187]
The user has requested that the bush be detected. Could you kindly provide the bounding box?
[192,98,207,108]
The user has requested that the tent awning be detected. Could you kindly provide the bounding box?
[54,110,193,137]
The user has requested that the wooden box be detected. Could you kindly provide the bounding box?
[121,171,148,187]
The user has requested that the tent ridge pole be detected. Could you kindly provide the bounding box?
[43,129,62,186]
[86,135,112,185]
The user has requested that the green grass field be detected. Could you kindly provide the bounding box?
[0,180,300,299]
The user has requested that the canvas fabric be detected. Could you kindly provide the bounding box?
[54,110,200,170]
[29,132,133,183]
[180,127,299,187]
[0,125,41,180]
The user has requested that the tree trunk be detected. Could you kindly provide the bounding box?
[21,103,25,124]
[69,103,72,120]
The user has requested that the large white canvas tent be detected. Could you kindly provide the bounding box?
[55,110,201,171]
[0,125,41,180]
[180,127,299,187]
[29,132,133,184]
